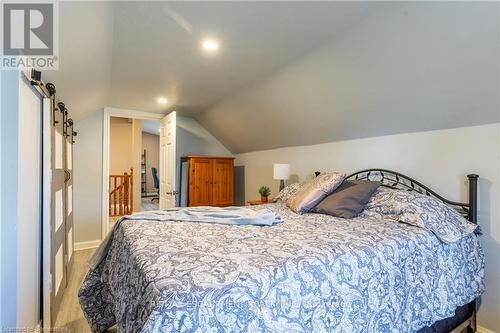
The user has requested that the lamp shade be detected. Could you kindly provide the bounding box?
[273,164,291,180]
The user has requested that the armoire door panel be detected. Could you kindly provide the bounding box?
[189,158,213,206]
[185,157,234,207]
[213,159,234,207]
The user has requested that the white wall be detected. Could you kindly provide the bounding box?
[235,123,500,331]
[74,110,103,243]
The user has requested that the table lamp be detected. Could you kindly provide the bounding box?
[273,164,291,191]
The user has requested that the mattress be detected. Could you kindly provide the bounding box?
[79,202,484,333]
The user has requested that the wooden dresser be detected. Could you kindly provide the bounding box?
[181,156,235,207]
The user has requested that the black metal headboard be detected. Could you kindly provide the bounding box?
[342,169,478,224]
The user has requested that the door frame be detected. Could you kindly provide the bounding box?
[101,107,166,239]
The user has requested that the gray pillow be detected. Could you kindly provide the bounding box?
[312,180,380,218]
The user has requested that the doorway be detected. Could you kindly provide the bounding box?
[141,120,161,211]
[107,116,142,228]
[101,108,176,238]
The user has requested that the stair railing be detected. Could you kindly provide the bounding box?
[109,168,134,216]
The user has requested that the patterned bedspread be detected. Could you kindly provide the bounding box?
[79,203,484,333]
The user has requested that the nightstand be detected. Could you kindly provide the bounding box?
[247,200,272,206]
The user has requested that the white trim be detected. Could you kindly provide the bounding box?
[101,107,166,240]
[74,240,101,251]
[104,107,166,121]
[42,97,52,330]
[478,326,497,333]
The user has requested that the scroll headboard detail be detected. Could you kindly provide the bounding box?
[315,169,478,224]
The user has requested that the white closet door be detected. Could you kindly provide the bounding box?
[159,111,177,209]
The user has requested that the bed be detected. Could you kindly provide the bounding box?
[79,169,484,333]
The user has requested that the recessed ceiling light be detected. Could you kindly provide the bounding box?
[202,39,219,52]
[157,97,168,104]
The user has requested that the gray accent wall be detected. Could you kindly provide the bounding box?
[1,71,43,328]
[74,110,104,243]
[1,70,20,328]
[198,2,500,153]
[176,116,233,206]
[233,166,246,206]
[72,113,231,241]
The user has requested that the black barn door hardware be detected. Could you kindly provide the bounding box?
[67,119,73,138]
[26,69,76,143]
[46,83,58,125]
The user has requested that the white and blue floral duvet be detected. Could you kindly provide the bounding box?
[79,202,484,333]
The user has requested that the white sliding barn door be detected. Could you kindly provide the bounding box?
[17,75,42,327]
[159,112,176,209]
[65,118,74,278]
[50,102,67,324]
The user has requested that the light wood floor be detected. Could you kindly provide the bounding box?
[54,249,117,333]
[108,198,159,229]
[141,196,159,211]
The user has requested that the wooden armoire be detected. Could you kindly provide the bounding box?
[181,156,235,207]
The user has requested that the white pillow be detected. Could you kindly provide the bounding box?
[286,173,345,214]
[365,188,478,243]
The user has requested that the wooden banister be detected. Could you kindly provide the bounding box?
[109,168,134,217]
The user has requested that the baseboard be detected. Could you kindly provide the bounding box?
[478,325,497,333]
[74,240,101,251]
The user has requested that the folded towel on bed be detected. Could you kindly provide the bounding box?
[89,206,281,270]
[132,206,282,226]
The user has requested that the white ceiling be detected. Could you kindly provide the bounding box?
[43,1,380,120]
[142,119,160,136]
[43,2,114,121]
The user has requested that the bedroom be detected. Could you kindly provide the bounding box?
[0,1,499,333]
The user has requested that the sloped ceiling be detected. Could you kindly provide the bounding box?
[44,2,499,154]
[44,1,380,120]
[197,2,500,153]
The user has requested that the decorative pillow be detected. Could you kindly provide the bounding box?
[274,182,304,202]
[365,188,478,243]
[312,180,381,218]
[287,172,345,214]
